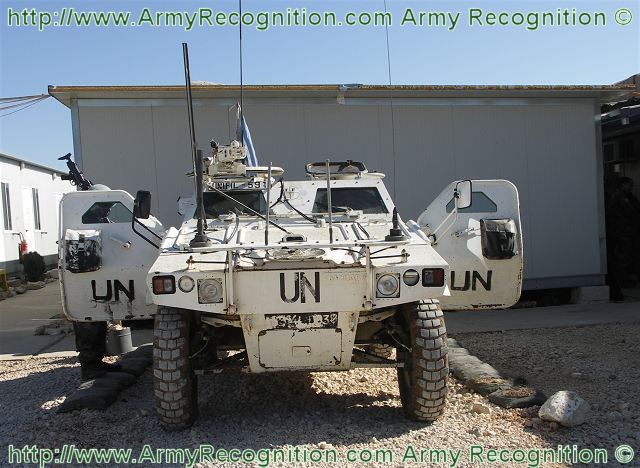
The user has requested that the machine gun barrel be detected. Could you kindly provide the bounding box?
[58,153,93,191]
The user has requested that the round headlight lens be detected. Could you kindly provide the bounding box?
[178,275,195,293]
[403,269,420,286]
[198,278,223,304]
[377,273,399,297]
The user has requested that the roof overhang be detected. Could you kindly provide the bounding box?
[49,80,637,108]
[0,151,64,174]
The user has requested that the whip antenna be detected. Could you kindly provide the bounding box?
[182,43,212,248]
[236,0,245,145]
[383,0,397,198]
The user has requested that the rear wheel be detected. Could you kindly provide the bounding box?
[397,299,449,422]
[153,307,198,430]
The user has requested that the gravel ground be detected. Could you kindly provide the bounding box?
[1,322,638,467]
[454,322,640,460]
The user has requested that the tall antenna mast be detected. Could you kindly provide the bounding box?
[383,0,397,198]
[236,0,245,145]
[182,43,212,248]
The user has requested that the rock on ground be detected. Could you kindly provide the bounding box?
[538,390,590,427]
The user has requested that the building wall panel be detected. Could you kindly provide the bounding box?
[74,97,603,289]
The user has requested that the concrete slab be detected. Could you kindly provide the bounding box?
[0,334,66,358]
[570,285,609,304]
[446,301,640,334]
[0,281,63,334]
[0,329,153,360]
[0,282,153,360]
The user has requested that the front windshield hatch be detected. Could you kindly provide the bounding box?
[201,190,268,218]
[312,187,388,214]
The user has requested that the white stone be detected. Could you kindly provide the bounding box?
[471,403,492,414]
[538,391,590,427]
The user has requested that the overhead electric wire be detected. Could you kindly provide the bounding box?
[0,95,48,111]
[0,95,49,118]
[0,93,47,103]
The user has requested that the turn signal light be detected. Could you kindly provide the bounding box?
[152,275,176,294]
[422,268,445,287]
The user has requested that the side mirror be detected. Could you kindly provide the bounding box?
[133,190,152,219]
[455,180,472,210]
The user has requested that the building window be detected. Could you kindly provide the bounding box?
[32,187,41,230]
[1,182,12,231]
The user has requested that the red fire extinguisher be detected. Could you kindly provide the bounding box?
[19,239,28,262]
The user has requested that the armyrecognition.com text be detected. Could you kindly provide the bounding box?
[5,6,634,32]
[5,443,615,467]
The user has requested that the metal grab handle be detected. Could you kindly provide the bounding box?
[454,227,480,238]
[108,235,131,249]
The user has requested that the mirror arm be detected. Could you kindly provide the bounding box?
[430,207,459,245]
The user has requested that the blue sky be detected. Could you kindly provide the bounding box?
[1,0,638,170]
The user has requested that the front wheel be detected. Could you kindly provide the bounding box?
[397,299,449,422]
[153,307,198,430]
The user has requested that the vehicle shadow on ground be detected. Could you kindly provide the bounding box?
[193,370,425,448]
[3,361,427,451]
[0,357,80,444]
[0,356,79,400]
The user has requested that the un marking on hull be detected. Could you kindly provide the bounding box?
[280,272,321,303]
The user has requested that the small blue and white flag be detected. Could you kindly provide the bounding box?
[236,104,259,167]
[241,115,259,167]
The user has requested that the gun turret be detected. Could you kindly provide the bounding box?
[58,153,93,191]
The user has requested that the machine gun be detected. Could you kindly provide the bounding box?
[58,153,93,191]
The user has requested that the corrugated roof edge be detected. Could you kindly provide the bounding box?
[48,79,638,108]
[0,151,66,175]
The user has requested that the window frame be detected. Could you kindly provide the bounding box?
[81,201,134,225]
[445,191,498,214]
[32,187,42,231]
[311,186,389,215]
[201,190,269,218]
[1,181,13,232]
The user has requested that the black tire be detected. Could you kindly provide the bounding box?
[364,344,394,359]
[153,307,198,430]
[397,299,449,422]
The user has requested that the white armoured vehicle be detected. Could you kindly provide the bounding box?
[59,140,523,430]
[58,44,522,429]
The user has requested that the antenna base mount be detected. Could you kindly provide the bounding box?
[190,234,213,248]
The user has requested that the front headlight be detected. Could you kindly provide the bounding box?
[178,275,195,293]
[198,278,224,304]
[376,273,400,298]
